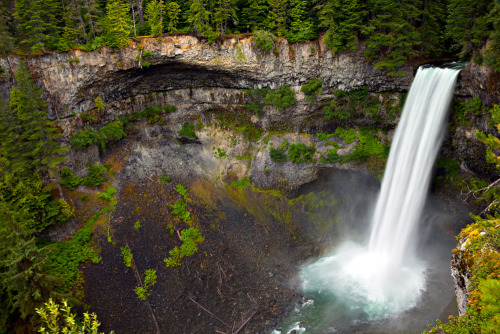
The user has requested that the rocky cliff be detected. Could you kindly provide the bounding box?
[0,34,497,119]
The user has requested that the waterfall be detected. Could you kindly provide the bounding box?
[369,66,461,265]
[301,66,461,320]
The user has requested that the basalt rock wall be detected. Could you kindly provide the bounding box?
[1,34,497,119]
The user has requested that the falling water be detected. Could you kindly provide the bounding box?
[299,66,461,327]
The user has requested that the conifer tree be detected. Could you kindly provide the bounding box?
[146,0,165,37]
[103,0,133,48]
[446,0,494,58]
[0,2,14,58]
[188,0,217,42]
[165,1,181,32]
[315,0,362,54]
[7,62,67,179]
[214,0,237,36]
[240,0,268,31]
[268,0,288,36]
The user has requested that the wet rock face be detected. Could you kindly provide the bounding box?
[451,239,472,316]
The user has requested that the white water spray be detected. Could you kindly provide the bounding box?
[301,66,461,320]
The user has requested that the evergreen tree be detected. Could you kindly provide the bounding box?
[239,0,269,31]
[188,0,217,42]
[146,0,165,37]
[165,1,181,32]
[485,3,500,72]
[7,62,67,179]
[315,0,362,54]
[103,0,133,48]
[446,0,494,58]
[0,1,14,58]
[418,0,447,58]
[14,0,63,53]
[83,0,101,38]
[0,237,62,322]
[288,0,314,41]
[363,0,419,75]
[268,0,287,36]
[214,0,237,36]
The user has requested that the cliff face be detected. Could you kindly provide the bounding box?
[1,34,495,119]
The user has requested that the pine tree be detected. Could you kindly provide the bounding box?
[188,0,217,42]
[14,0,63,53]
[240,0,269,31]
[268,0,288,36]
[418,0,447,58]
[146,0,165,37]
[7,62,67,179]
[0,1,14,58]
[446,0,494,58]
[103,0,132,48]
[214,0,236,36]
[0,237,62,321]
[165,1,181,32]
[315,0,362,54]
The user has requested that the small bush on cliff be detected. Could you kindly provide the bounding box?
[70,118,126,151]
[60,167,81,190]
[120,245,133,267]
[178,122,198,139]
[288,143,316,163]
[253,30,277,53]
[301,77,323,104]
[264,85,296,110]
[164,228,204,268]
[270,148,287,162]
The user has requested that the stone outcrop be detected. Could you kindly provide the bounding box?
[1,34,496,120]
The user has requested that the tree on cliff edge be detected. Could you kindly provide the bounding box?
[103,0,133,48]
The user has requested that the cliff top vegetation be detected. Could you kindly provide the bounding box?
[0,0,499,74]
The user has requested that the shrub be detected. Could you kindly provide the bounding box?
[120,246,133,267]
[288,143,316,163]
[60,167,81,190]
[160,174,171,183]
[270,148,287,162]
[134,221,142,230]
[168,199,191,223]
[253,30,277,53]
[301,77,323,103]
[175,184,188,198]
[81,163,107,187]
[70,118,126,151]
[134,269,157,300]
[98,186,117,202]
[164,228,204,268]
[264,85,297,110]
[178,122,197,139]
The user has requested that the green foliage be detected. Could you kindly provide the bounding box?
[80,163,108,187]
[46,225,100,289]
[316,132,335,141]
[323,128,389,164]
[134,221,142,231]
[129,105,176,125]
[36,299,110,334]
[253,30,277,53]
[176,184,188,198]
[215,148,227,158]
[120,245,133,268]
[60,167,81,190]
[323,88,380,121]
[264,85,297,110]
[165,2,181,33]
[103,0,132,49]
[94,96,105,112]
[160,174,171,183]
[67,58,80,63]
[268,0,288,36]
[134,269,157,301]
[230,177,251,188]
[70,118,126,151]
[146,0,164,37]
[178,122,198,139]
[98,186,117,202]
[164,228,204,268]
[288,143,316,163]
[316,0,361,55]
[168,199,191,223]
[301,78,323,104]
[270,148,287,162]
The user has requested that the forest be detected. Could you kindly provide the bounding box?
[0,0,499,74]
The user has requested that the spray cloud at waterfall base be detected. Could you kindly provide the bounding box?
[298,66,461,331]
